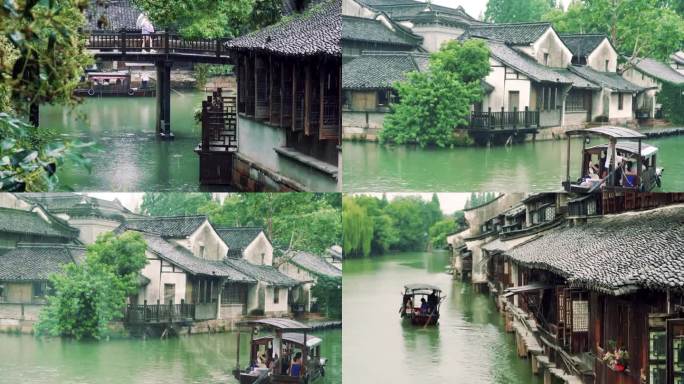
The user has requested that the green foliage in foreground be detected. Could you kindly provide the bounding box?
[343,194,449,257]
[141,193,341,255]
[311,276,342,319]
[380,40,490,147]
[0,113,94,191]
[35,232,147,339]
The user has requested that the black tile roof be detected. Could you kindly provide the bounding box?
[631,57,684,85]
[487,40,572,84]
[505,205,684,294]
[85,0,148,32]
[119,216,208,238]
[226,0,341,57]
[467,22,552,45]
[560,34,607,58]
[0,207,79,240]
[342,50,429,89]
[569,65,644,92]
[359,0,482,25]
[672,51,684,65]
[287,251,342,277]
[224,258,300,287]
[21,193,137,221]
[143,234,254,281]
[342,16,422,47]
[216,227,265,256]
[0,244,86,281]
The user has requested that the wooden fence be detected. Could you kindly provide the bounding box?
[87,32,230,58]
[200,88,238,153]
[124,300,195,324]
[468,107,540,130]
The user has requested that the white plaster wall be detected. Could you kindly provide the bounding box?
[609,92,633,119]
[587,39,618,72]
[243,232,273,266]
[530,28,572,68]
[0,194,32,210]
[412,25,464,52]
[278,261,316,283]
[623,67,661,90]
[466,237,490,284]
[264,285,290,314]
[342,0,376,18]
[484,58,532,111]
[504,79,532,111]
[138,252,187,305]
[591,89,606,119]
[170,221,227,261]
[68,218,120,244]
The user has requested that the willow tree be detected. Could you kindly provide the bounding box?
[342,196,373,257]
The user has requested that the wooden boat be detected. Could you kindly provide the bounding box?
[233,318,326,384]
[74,71,155,97]
[400,284,444,326]
[562,127,663,193]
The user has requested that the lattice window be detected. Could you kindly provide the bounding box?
[572,300,588,332]
[222,283,246,304]
[269,59,282,126]
[255,55,269,120]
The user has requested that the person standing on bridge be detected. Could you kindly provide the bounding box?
[139,14,155,52]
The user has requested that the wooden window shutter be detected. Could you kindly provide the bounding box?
[292,62,306,132]
[254,55,269,120]
[281,60,293,128]
[269,57,282,126]
[305,62,320,136]
[319,59,341,141]
[245,55,256,116]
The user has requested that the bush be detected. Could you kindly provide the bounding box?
[660,83,684,124]
[310,276,341,319]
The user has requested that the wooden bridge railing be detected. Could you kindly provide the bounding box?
[200,88,238,153]
[124,300,195,324]
[87,31,230,58]
[468,107,539,130]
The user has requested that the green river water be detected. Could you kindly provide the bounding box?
[40,92,218,192]
[342,134,684,192]
[0,329,341,384]
[343,251,542,384]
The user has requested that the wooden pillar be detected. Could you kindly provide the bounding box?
[565,135,572,183]
[156,61,173,140]
[304,63,311,134]
[292,62,297,131]
[637,139,642,188]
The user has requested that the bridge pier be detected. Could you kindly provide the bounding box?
[156,61,174,140]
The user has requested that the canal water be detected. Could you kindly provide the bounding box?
[40,91,215,191]
[343,251,542,384]
[0,328,341,384]
[342,134,684,192]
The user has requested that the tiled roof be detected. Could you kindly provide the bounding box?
[0,244,85,281]
[487,40,572,84]
[672,51,684,65]
[560,34,607,58]
[467,22,552,45]
[84,0,148,32]
[216,227,265,256]
[342,51,429,89]
[0,207,78,240]
[555,68,601,90]
[631,57,684,85]
[360,1,482,25]
[21,193,137,221]
[143,234,254,281]
[569,65,644,92]
[224,258,300,287]
[119,216,208,237]
[505,205,684,294]
[342,16,422,47]
[287,251,342,277]
[226,0,340,57]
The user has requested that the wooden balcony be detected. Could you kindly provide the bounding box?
[467,107,540,131]
[124,301,195,325]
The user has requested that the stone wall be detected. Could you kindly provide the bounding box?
[230,153,304,192]
[342,110,386,141]
[219,304,244,319]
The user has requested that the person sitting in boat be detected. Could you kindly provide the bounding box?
[623,162,638,187]
[289,352,303,377]
[403,294,414,313]
[420,298,429,314]
[257,350,268,368]
[427,290,439,313]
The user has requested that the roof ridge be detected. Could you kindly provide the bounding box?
[472,21,550,27]
[15,242,86,249]
[128,215,207,220]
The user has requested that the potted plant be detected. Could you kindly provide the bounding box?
[602,340,629,372]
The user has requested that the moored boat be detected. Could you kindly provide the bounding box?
[400,284,444,326]
[74,71,155,97]
[233,318,326,384]
[562,127,663,193]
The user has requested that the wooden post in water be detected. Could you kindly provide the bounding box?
[156,299,160,323]
[143,300,147,322]
[565,135,572,183]
[637,139,642,188]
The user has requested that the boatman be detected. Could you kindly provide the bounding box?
[427,290,439,313]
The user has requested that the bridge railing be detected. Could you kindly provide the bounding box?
[124,300,195,324]
[87,31,230,58]
[468,107,539,130]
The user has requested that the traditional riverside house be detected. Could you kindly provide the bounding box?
[222,0,341,192]
[0,244,86,329]
[342,51,430,139]
[19,193,139,244]
[217,226,300,316]
[342,14,424,61]
[277,250,342,313]
[115,216,258,320]
[622,57,684,119]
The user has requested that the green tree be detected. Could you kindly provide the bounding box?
[485,0,552,22]
[384,196,431,251]
[310,276,341,319]
[342,196,373,257]
[141,193,215,216]
[380,40,490,147]
[428,218,456,249]
[353,195,398,254]
[35,232,148,339]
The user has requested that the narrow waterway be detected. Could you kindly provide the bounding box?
[343,251,542,384]
[0,328,341,384]
[342,134,684,192]
[40,91,218,191]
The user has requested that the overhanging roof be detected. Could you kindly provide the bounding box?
[586,142,658,157]
[566,126,646,139]
[502,283,554,298]
[239,318,311,331]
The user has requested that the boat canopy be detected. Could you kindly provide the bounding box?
[238,318,311,331]
[254,333,322,348]
[404,283,441,292]
[586,142,658,158]
[566,127,646,139]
